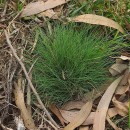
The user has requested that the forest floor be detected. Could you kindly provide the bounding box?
[0,0,130,130]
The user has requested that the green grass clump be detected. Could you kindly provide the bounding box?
[32,25,124,105]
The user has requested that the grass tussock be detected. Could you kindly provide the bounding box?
[32,25,124,105]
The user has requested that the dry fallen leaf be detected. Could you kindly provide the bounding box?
[119,55,130,60]
[38,9,59,19]
[112,96,128,116]
[107,107,118,118]
[54,5,64,17]
[60,110,79,122]
[14,79,37,130]
[119,69,129,86]
[60,107,118,126]
[60,110,94,125]
[115,85,129,95]
[83,107,118,126]
[79,126,89,130]
[61,101,85,110]
[63,101,92,130]
[49,104,68,126]
[93,76,123,130]
[109,63,128,76]
[21,0,69,17]
[68,14,124,33]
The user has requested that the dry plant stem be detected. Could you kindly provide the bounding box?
[1,54,17,123]
[26,73,32,114]
[26,62,37,113]
[4,30,60,129]
[106,116,122,130]
[0,120,13,130]
[1,2,8,17]
[7,11,22,32]
[34,109,58,130]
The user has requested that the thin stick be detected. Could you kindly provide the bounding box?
[4,30,59,129]
[33,107,58,130]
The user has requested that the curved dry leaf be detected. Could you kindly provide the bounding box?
[112,96,128,116]
[119,55,130,60]
[49,104,68,126]
[82,112,95,126]
[60,107,117,126]
[107,107,118,118]
[61,101,85,110]
[14,80,37,130]
[60,110,79,122]
[109,63,128,76]
[60,110,95,125]
[69,14,124,33]
[63,101,92,130]
[115,85,129,95]
[93,76,123,130]
[21,0,69,17]
[119,69,129,86]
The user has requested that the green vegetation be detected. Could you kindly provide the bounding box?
[0,0,5,3]
[30,25,125,105]
[17,1,24,11]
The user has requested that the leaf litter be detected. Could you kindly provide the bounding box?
[63,101,92,130]
[21,0,70,17]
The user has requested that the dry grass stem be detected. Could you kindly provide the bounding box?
[4,30,60,129]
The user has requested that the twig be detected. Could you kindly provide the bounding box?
[7,10,22,32]
[26,60,37,113]
[4,30,60,129]
[1,53,17,123]
[0,120,13,130]
[33,107,58,130]
[1,2,8,17]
